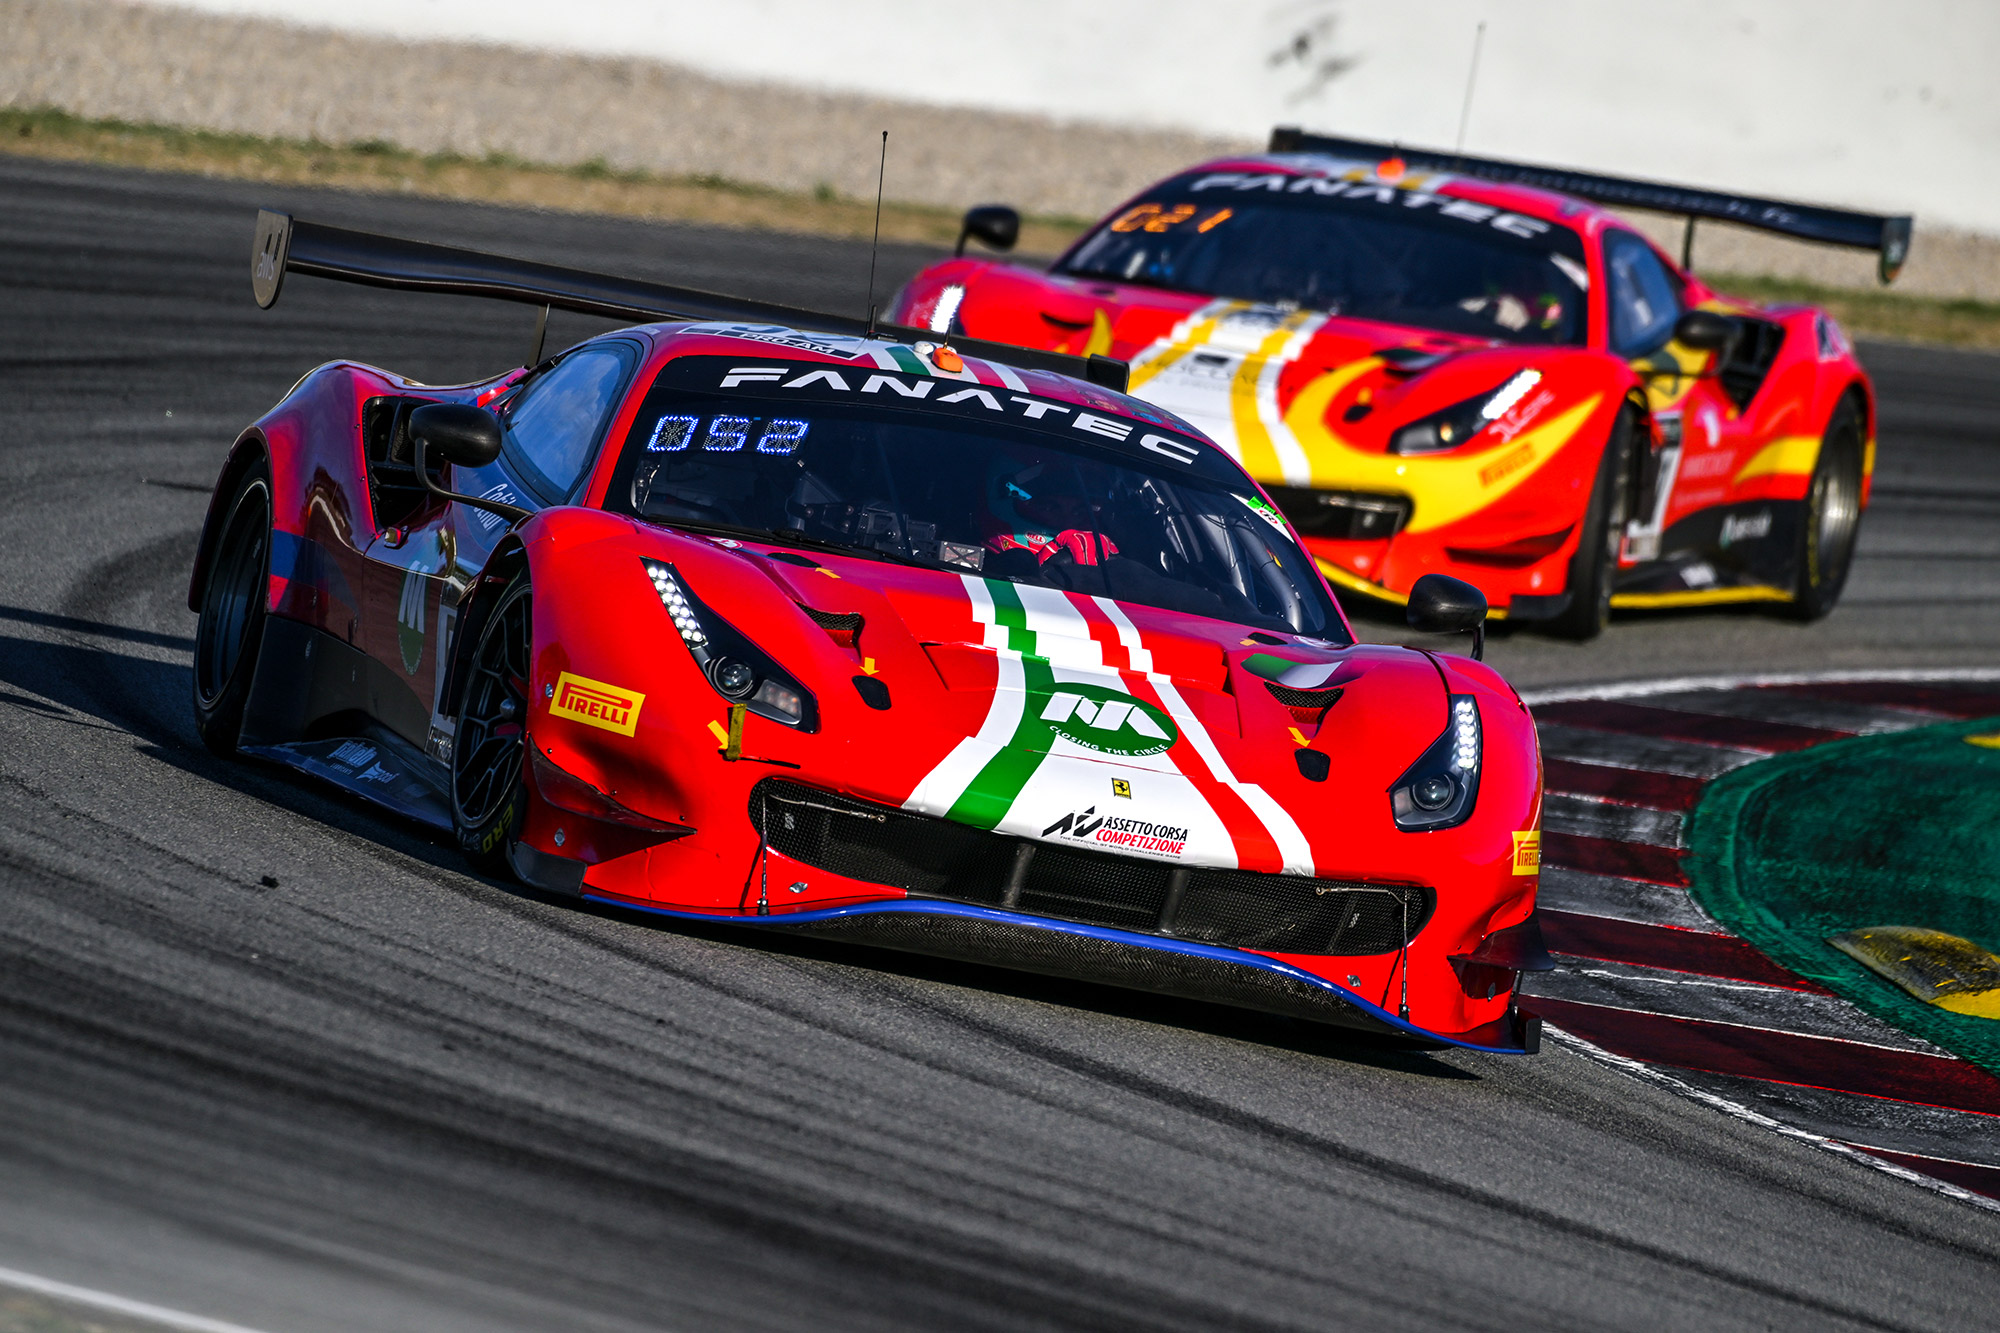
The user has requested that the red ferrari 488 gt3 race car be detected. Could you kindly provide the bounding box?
[891,129,1912,638]
[189,211,1547,1054]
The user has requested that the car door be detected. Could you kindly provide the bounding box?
[358,340,641,755]
[1601,228,1748,565]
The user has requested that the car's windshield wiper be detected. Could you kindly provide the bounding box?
[656,518,932,568]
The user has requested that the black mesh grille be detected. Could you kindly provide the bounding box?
[1016,843,1176,931]
[751,780,1431,956]
[1173,870,1428,955]
[753,783,1007,901]
[1264,682,1343,713]
[799,605,864,636]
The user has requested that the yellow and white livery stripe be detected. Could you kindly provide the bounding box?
[1125,305,1603,523]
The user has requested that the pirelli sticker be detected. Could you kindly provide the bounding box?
[550,672,644,737]
[1511,829,1542,875]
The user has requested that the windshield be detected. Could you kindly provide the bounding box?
[603,356,1348,638]
[1058,172,1590,346]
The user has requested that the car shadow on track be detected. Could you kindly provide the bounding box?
[554,896,1481,1080]
[0,620,1481,1080]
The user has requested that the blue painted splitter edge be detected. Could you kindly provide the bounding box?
[582,892,1531,1054]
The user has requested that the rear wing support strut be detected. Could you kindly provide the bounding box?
[250,210,1131,391]
[1269,128,1913,284]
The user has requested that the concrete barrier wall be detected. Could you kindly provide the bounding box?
[3,0,1994,300]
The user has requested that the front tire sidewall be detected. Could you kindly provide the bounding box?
[1548,407,1637,641]
[192,468,272,756]
[452,576,532,874]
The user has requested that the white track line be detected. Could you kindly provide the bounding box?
[1521,665,2000,707]
[1542,1027,2000,1215]
[0,1265,275,1333]
[1527,666,2000,1209]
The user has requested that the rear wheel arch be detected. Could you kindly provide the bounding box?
[1837,379,1874,464]
[191,456,275,755]
[1789,392,1868,621]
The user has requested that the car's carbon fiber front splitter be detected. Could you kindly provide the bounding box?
[581,893,1540,1054]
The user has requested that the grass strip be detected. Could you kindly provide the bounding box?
[0,105,1091,255]
[5,105,1996,348]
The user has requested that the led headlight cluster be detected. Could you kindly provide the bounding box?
[1388,693,1481,831]
[647,562,709,649]
[640,558,818,731]
[1389,369,1544,455]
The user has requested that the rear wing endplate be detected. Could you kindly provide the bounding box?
[250,209,1130,391]
[1268,127,1912,284]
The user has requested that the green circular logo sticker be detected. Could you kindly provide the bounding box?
[1035,683,1178,757]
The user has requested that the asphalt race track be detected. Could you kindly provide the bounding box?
[2,154,1997,1332]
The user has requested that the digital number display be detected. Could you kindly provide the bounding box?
[1108,203,1233,235]
[646,414,810,455]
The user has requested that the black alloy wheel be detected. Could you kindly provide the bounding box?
[192,467,272,755]
[452,575,533,873]
[1548,405,1639,641]
[1789,399,1866,621]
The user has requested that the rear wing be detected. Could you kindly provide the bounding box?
[250,209,1131,391]
[1268,127,1912,284]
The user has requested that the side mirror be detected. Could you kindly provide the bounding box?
[1673,308,1735,352]
[409,403,503,468]
[956,205,1020,257]
[1407,573,1489,660]
[408,402,529,527]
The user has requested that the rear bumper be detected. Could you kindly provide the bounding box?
[583,891,1541,1054]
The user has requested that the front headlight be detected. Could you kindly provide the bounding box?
[1389,369,1543,455]
[1389,694,1480,830]
[642,559,819,730]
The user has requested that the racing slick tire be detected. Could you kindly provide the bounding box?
[192,463,272,756]
[1787,398,1866,622]
[451,572,532,875]
[1547,404,1639,641]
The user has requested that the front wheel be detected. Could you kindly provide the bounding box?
[1788,399,1865,621]
[192,466,272,756]
[452,574,533,874]
[1547,405,1639,641]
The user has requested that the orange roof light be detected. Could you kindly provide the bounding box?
[1378,156,1407,183]
[930,344,965,373]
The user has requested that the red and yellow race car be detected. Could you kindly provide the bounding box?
[890,129,1911,638]
[188,211,1549,1054]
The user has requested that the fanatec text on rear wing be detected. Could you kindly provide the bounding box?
[1268,127,1912,284]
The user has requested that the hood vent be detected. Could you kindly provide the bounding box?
[1264,681,1344,724]
[1377,346,1455,375]
[798,603,864,650]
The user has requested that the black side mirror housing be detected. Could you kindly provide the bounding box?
[956,205,1020,257]
[1407,573,1489,659]
[1673,308,1735,352]
[409,403,503,468]
[408,402,529,527]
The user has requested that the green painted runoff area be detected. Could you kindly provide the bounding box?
[1685,715,2000,1076]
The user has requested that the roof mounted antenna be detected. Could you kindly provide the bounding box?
[1453,21,1485,164]
[864,130,888,340]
